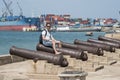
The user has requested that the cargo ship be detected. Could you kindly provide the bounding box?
[0,0,37,31]
[0,16,33,31]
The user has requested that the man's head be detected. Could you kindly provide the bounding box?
[46,23,51,30]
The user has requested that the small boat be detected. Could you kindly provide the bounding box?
[115,30,120,33]
[85,32,93,36]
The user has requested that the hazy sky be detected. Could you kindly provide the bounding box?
[0,0,120,19]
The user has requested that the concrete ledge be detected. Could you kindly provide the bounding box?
[27,74,59,80]
[82,64,104,72]
[0,54,12,65]
[0,73,29,80]
[0,54,26,66]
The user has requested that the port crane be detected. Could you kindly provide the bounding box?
[2,0,13,16]
[17,1,23,16]
[2,0,12,17]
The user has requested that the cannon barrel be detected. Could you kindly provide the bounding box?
[36,44,88,61]
[10,46,68,67]
[61,42,104,56]
[88,38,120,48]
[98,36,120,45]
[74,39,115,52]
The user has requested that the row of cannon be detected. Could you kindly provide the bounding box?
[9,36,120,67]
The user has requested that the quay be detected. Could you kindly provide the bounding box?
[0,33,120,80]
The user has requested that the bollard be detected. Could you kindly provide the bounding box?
[61,42,104,56]
[88,38,120,48]
[9,46,68,67]
[98,36,120,45]
[74,39,115,52]
[36,44,88,61]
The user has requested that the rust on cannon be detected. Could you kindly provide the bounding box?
[74,39,115,52]
[10,46,68,67]
[36,44,88,61]
[61,42,104,56]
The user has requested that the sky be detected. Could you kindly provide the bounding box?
[0,0,120,19]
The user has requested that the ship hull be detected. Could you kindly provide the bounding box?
[0,25,30,31]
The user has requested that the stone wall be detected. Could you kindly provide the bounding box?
[0,54,25,66]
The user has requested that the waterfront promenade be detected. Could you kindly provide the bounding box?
[0,33,120,80]
[87,33,120,80]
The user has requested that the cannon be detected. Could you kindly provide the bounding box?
[74,39,115,52]
[10,46,68,67]
[88,38,120,48]
[36,44,88,61]
[98,36,120,45]
[61,42,104,56]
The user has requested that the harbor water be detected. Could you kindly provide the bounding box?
[0,31,105,55]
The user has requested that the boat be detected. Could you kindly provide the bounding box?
[115,30,120,33]
[0,0,37,31]
[85,32,93,36]
[0,16,33,31]
[56,25,70,31]
[53,25,102,32]
[70,26,102,32]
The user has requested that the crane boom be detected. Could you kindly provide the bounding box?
[2,0,13,16]
[2,1,12,17]
[17,1,23,16]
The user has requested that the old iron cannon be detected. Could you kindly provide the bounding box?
[74,39,115,52]
[36,44,88,61]
[10,46,68,67]
[61,42,104,56]
[88,38,120,48]
[98,36,120,45]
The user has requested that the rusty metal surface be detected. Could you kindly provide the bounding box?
[10,46,68,67]
[36,44,88,61]
[61,42,104,56]
[74,39,115,52]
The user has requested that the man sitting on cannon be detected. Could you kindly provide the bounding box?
[39,23,61,54]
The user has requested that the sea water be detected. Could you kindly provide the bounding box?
[0,31,105,55]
